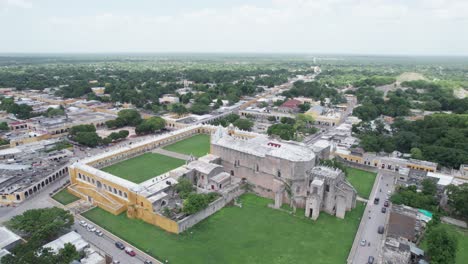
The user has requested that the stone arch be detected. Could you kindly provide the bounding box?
[16,194,21,201]
[25,191,29,198]
[33,186,37,192]
[28,189,33,195]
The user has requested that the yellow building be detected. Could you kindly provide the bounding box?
[67,124,257,233]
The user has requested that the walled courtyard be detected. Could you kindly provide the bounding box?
[163,134,210,157]
[101,153,186,183]
[82,193,365,264]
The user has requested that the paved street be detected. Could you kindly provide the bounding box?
[0,177,67,224]
[351,170,396,264]
[73,221,152,264]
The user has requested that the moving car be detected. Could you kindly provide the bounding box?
[384,200,389,207]
[144,261,153,264]
[378,226,385,234]
[373,198,380,205]
[368,256,375,264]
[125,247,136,257]
[115,242,125,250]
[381,207,387,213]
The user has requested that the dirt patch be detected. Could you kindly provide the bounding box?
[396,72,426,83]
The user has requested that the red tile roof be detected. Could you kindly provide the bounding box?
[280,99,302,108]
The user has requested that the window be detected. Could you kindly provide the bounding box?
[277,170,281,178]
[325,184,330,192]
[256,164,259,172]
[87,176,90,182]
[124,192,128,198]
[78,173,82,179]
[92,179,95,184]
[113,188,117,194]
[119,190,122,196]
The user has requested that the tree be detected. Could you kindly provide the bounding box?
[267,124,295,140]
[280,117,296,125]
[190,103,210,115]
[298,103,311,113]
[69,124,95,136]
[135,116,166,135]
[9,207,73,244]
[446,184,468,219]
[0,122,9,131]
[171,103,188,116]
[233,119,254,131]
[175,178,194,199]
[46,107,65,117]
[425,225,457,264]
[410,147,423,160]
[183,193,209,214]
[73,132,101,147]
[421,179,437,196]
[117,109,142,126]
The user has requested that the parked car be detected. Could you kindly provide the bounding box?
[360,239,366,246]
[94,230,103,237]
[79,220,87,227]
[373,198,380,205]
[87,225,96,232]
[381,207,387,213]
[368,256,375,264]
[111,261,120,264]
[378,226,384,234]
[384,200,389,207]
[125,247,136,257]
[144,261,153,264]
[115,242,125,250]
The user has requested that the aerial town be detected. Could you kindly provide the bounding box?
[1,2,468,264]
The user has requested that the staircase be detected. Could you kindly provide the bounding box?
[69,184,126,214]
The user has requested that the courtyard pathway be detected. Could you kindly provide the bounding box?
[152,148,191,160]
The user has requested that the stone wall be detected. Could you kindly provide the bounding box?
[177,186,244,233]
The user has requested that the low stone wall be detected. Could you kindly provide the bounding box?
[177,186,244,233]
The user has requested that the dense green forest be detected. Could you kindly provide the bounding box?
[353,114,468,168]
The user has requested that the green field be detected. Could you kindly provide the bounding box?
[52,188,80,205]
[421,224,468,264]
[101,153,185,183]
[163,134,210,157]
[346,167,377,199]
[82,194,364,264]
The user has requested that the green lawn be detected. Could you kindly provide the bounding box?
[420,224,468,264]
[101,153,185,183]
[346,167,377,199]
[52,188,80,205]
[82,194,364,264]
[163,134,210,157]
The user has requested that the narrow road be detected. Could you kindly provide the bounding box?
[73,221,151,264]
[350,170,395,263]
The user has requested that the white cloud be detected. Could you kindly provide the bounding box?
[0,0,32,9]
[1,0,468,54]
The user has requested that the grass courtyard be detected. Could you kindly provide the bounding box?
[82,194,365,264]
[163,134,210,158]
[52,188,80,205]
[420,224,468,264]
[101,153,185,183]
[346,167,377,199]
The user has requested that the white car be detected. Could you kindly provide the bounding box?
[79,220,88,227]
[94,230,103,237]
[360,239,366,246]
[87,225,96,232]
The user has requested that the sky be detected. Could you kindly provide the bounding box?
[0,0,467,55]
